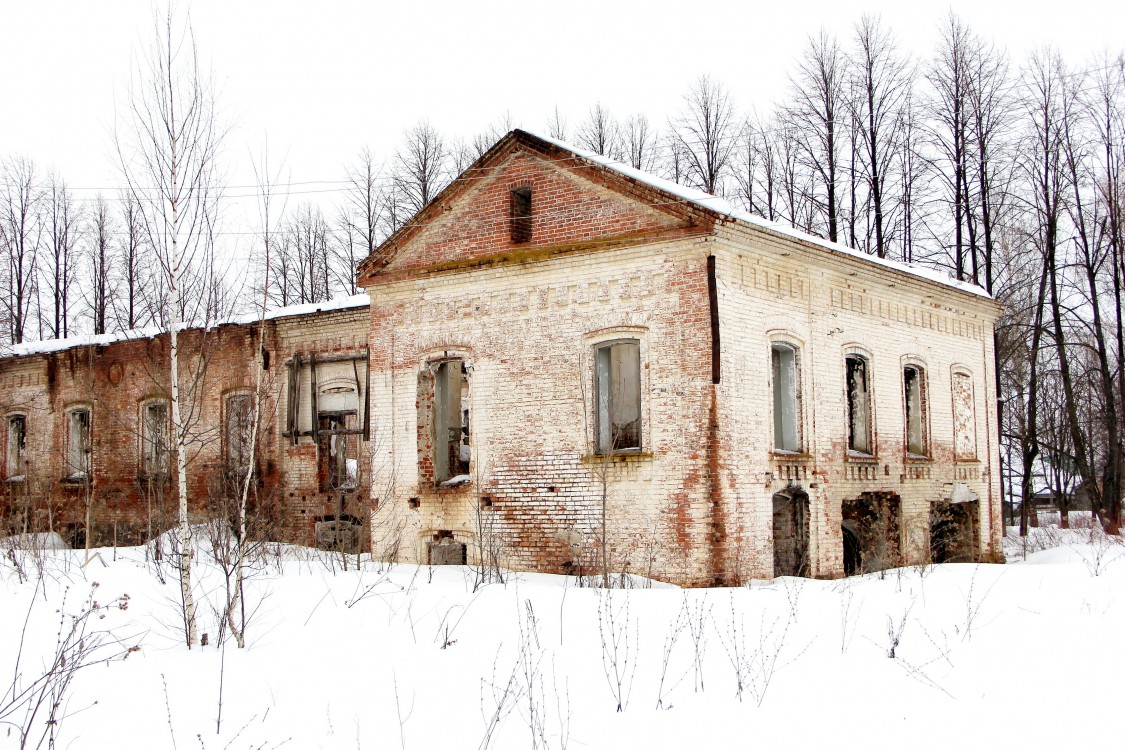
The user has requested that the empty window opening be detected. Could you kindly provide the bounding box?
[7,415,26,480]
[845,355,872,455]
[318,411,359,492]
[841,492,901,575]
[141,402,169,478]
[903,366,926,457]
[930,500,979,564]
[434,360,470,485]
[771,344,801,452]
[772,490,809,577]
[225,394,253,481]
[66,408,91,481]
[510,186,533,243]
[595,340,641,453]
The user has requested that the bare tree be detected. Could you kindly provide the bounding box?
[546,106,568,141]
[786,30,848,242]
[577,103,622,159]
[966,35,1014,296]
[391,119,450,226]
[1059,58,1123,532]
[1,156,42,345]
[673,75,737,195]
[1020,48,1080,536]
[116,8,226,648]
[850,16,914,258]
[86,196,113,335]
[927,14,974,278]
[343,147,382,259]
[274,203,332,305]
[622,114,658,172]
[113,191,150,331]
[41,173,81,339]
[733,116,782,221]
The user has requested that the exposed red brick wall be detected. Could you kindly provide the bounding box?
[0,306,374,550]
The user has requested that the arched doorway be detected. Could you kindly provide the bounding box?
[772,488,810,577]
[841,492,902,575]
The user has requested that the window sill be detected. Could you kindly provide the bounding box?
[5,476,26,484]
[904,453,932,463]
[845,450,878,462]
[581,451,653,464]
[60,473,91,486]
[770,451,811,460]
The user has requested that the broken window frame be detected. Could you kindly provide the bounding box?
[844,353,873,456]
[594,339,642,454]
[65,406,92,482]
[140,399,170,478]
[283,352,370,445]
[903,364,928,458]
[6,414,26,481]
[431,358,471,486]
[318,411,359,492]
[509,185,533,244]
[224,392,254,482]
[770,342,802,453]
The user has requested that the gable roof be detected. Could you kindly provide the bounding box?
[359,129,989,299]
[356,129,718,284]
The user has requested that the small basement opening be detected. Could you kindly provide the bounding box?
[841,492,901,575]
[772,488,810,577]
[428,530,467,565]
[314,514,363,553]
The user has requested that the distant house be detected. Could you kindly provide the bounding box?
[356,130,1004,584]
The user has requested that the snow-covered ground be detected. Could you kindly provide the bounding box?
[3,523,1123,750]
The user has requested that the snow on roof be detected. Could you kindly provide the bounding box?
[524,130,991,299]
[2,293,370,359]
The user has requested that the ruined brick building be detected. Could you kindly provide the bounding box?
[0,130,1003,584]
[0,298,374,551]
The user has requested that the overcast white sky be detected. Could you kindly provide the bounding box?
[3,0,1123,230]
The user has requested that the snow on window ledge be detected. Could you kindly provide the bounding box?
[438,474,471,488]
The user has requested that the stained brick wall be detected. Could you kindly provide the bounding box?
[0,306,374,550]
[364,139,723,584]
[368,239,719,584]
